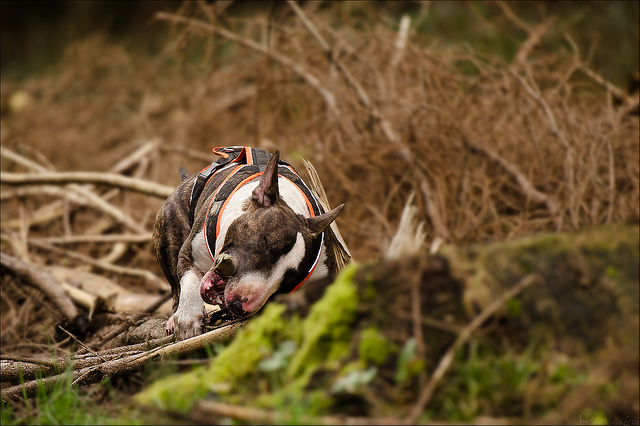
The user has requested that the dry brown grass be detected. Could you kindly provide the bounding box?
[1,0,638,359]
[2,3,637,265]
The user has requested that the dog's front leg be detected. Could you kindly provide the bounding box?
[166,269,206,340]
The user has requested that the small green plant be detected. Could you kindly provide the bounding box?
[331,367,377,394]
[258,340,298,390]
[395,338,424,386]
[2,367,117,425]
[1,399,14,425]
[432,340,544,421]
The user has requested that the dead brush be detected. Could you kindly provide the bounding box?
[0,0,638,415]
[2,3,638,262]
[154,1,638,258]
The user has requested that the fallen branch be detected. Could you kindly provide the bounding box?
[0,252,82,329]
[29,239,167,291]
[1,320,246,401]
[190,400,402,425]
[2,188,120,230]
[1,147,147,234]
[60,181,148,234]
[1,171,173,198]
[35,233,152,245]
[46,266,171,315]
[0,334,173,385]
[0,186,89,202]
[1,144,162,234]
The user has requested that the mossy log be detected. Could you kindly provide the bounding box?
[134,223,639,423]
[443,223,639,353]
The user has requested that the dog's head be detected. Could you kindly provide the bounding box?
[200,151,343,317]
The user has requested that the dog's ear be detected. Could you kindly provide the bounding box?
[178,167,190,181]
[252,150,280,207]
[307,204,344,237]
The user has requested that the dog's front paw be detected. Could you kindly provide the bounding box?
[166,308,205,340]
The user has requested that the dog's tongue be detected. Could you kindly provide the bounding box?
[200,268,227,306]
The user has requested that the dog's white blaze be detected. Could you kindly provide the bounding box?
[230,231,306,312]
[215,176,311,256]
[191,230,213,273]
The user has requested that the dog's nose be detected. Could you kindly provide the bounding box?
[213,253,234,279]
[228,295,247,316]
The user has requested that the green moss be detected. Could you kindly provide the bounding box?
[443,224,640,321]
[208,303,291,385]
[135,303,292,412]
[358,327,393,365]
[254,264,363,414]
[136,264,362,414]
[287,263,360,380]
[362,269,377,301]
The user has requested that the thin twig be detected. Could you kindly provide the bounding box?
[35,233,153,245]
[579,66,631,104]
[512,70,575,226]
[495,1,532,32]
[286,0,401,144]
[472,144,559,216]
[155,11,340,118]
[56,325,108,362]
[110,139,161,174]
[404,273,541,424]
[604,139,615,224]
[390,15,411,68]
[418,173,452,241]
[513,18,554,66]
[142,291,173,314]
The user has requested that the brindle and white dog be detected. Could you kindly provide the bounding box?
[152,147,346,339]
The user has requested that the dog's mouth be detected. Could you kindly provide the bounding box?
[200,268,227,307]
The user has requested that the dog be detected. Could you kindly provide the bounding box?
[152,146,348,339]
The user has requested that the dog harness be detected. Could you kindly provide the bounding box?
[190,146,324,294]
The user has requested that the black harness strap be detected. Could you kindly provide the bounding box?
[188,147,243,224]
[190,146,324,293]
